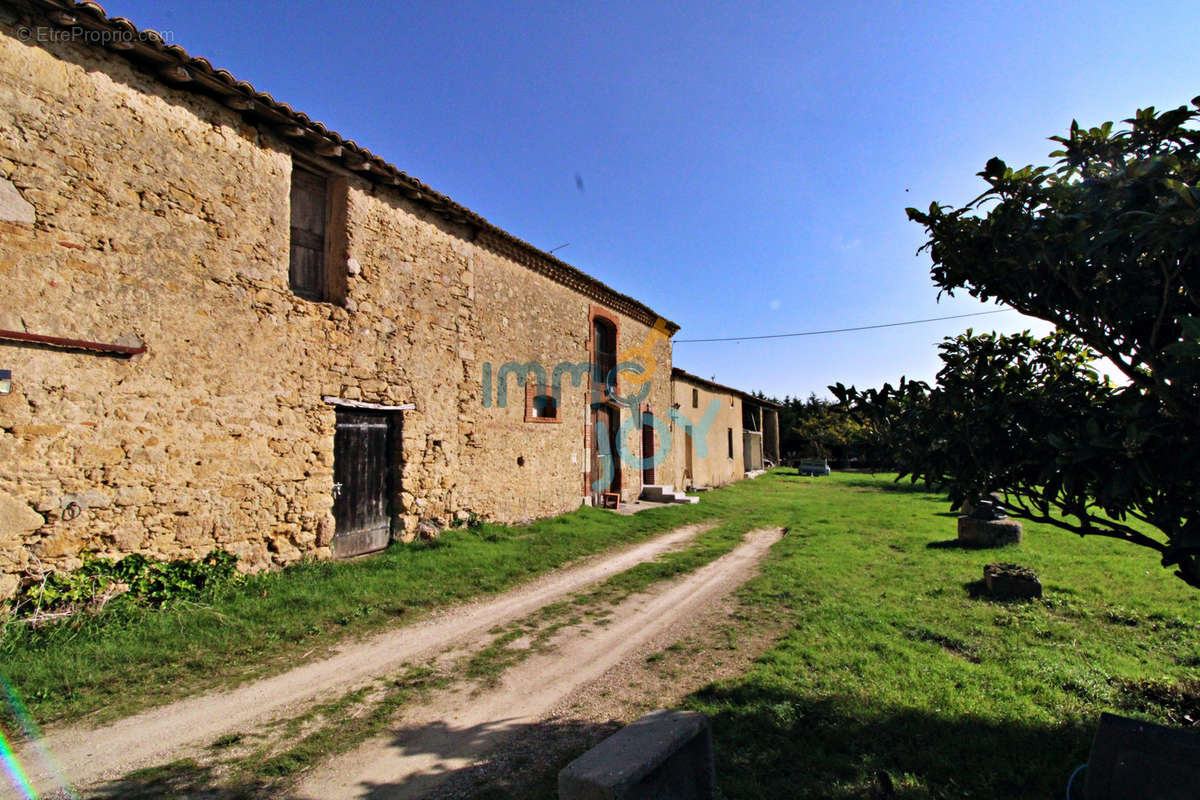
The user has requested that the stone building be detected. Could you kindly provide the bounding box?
[0,0,697,599]
[670,368,780,490]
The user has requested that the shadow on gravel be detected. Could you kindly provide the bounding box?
[355,716,621,800]
[350,684,1095,799]
[85,717,619,800]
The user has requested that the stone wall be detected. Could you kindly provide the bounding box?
[0,12,677,600]
[467,253,675,518]
[670,375,744,490]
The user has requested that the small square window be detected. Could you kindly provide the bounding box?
[525,382,561,423]
[532,394,558,418]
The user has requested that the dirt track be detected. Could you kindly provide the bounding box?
[294,526,783,799]
[17,522,714,796]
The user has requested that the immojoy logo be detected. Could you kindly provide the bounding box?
[479,319,722,490]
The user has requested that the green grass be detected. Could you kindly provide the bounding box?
[0,474,793,729]
[682,471,1200,799]
[458,471,1200,800]
[10,469,1198,800]
[0,500,721,727]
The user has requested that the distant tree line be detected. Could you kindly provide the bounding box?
[750,391,875,468]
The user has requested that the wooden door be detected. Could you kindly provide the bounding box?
[641,416,655,485]
[332,410,394,557]
[684,425,694,485]
[590,404,620,500]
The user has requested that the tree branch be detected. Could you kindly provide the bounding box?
[1002,501,1167,553]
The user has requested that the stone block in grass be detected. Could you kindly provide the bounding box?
[984,562,1042,599]
[958,516,1022,547]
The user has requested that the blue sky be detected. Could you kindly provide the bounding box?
[105,0,1198,399]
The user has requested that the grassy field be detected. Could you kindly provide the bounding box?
[1,473,803,729]
[0,499,716,727]
[682,471,1199,799]
[6,470,1198,799]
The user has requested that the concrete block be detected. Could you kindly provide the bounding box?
[559,709,715,800]
[1085,712,1200,799]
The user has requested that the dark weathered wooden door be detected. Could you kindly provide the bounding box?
[332,410,394,557]
[590,404,620,501]
[684,425,694,484]
[641,416,655,485]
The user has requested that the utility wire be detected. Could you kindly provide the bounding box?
[673,310,1011,343]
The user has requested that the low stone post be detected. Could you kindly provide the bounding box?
[559,709,715,800]
[957,499,1022,547]
[983,563,1042,598]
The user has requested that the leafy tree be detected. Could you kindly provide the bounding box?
[783,393,867,462]
[833,100,1200,587]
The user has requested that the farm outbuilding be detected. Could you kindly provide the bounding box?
[0,0,776,599]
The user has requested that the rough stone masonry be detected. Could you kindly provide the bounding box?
[0,1,681,600]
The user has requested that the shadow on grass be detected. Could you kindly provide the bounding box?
[963,579,992,599]
[926,538,973,550]
[926,538,1021,552]
[88,693,1093,800]
[840,478,947,499]
[86,714,617,799]
[689,683,1092,799]
[88,758,276,799]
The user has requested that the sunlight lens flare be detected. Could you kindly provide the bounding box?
[0,726,37,800]
[0,670,77,799]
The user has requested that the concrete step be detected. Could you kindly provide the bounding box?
[640,484,675,501]
[640,485,699,505]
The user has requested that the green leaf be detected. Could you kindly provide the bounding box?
[983,157,1007,179]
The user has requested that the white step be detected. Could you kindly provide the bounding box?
[639,485,699,505]
[640,484,675,501]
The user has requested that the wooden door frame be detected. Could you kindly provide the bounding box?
[640,404,655,486]
[587,402,622,503]
[584,305,622,500]
[331,408,399,558]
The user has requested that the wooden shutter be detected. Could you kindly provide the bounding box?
[290,167,327,299]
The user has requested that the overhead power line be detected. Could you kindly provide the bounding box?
[673,310,1011,343]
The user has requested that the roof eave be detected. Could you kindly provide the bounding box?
[16,0,679,334]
